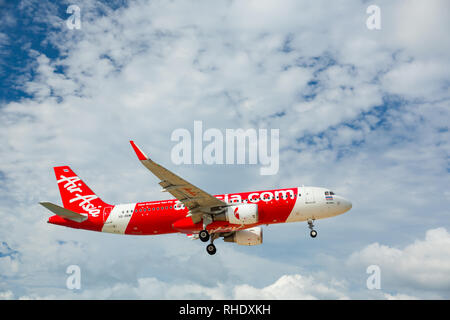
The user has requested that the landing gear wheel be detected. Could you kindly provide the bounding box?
[199,229,210,242]
[307,219,317,238]
[206,244,217,255]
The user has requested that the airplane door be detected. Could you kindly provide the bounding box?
[103,207,112,223]
[304,188,315,204]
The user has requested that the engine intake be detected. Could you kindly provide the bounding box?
[224,203,258,225]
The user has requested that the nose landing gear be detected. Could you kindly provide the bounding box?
[308,219,317,238]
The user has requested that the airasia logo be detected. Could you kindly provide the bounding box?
[57,175,100,217]
[173,189,296,211]
[234,207,240,220]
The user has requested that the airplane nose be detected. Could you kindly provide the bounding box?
[341,198,352,212]
[333,196,352,215]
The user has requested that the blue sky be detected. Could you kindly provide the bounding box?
[0,0,449,299]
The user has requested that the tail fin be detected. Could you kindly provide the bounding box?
[53,166,110,217]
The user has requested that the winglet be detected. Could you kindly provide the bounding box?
[130,140,149,161]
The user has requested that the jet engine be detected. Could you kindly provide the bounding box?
[224,227,263,245]
[224,203,258,225]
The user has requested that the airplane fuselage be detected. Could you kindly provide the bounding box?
[48,186,352,236]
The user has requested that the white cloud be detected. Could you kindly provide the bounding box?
[348,228,450,296]
[389,0,450,59]
[233,274,349,300]
[384,293,418,300]
[0,290,14,300]
[4,273,349,300]
[382,60,450,99]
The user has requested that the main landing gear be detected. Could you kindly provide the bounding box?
[199,229,210,242]
[206,243,217,255]
[199,229,217,255]
[308,219,318,238]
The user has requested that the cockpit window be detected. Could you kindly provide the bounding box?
[330,191,335,195]
[324,191,329,195]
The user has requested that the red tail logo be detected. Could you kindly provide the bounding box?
[54,166,110,217]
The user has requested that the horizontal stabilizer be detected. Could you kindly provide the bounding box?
[40,202,88,223]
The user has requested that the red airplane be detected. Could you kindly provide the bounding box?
[40,141,352,255]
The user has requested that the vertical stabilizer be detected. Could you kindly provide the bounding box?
[53,166,110,218]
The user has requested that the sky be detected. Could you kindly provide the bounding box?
[0,0,449,299]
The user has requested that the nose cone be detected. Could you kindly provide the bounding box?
[334,196,352,215]
[341,198,352,212]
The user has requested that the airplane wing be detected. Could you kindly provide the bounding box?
[129,141,227,216]
[40,202,88,223]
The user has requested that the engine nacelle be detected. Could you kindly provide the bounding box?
[224,227,263,246]
[225,203,258,225]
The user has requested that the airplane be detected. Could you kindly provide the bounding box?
[40,141,352,255]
